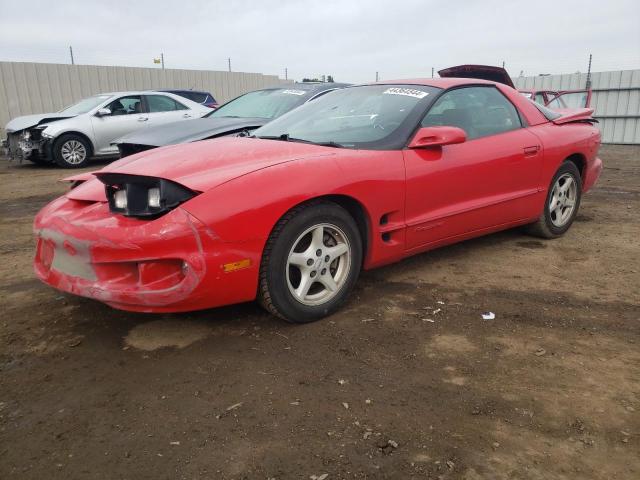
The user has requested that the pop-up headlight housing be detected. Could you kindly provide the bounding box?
[95,173,197,218]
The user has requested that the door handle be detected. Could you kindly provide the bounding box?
[182,113,191,118]
[137,117,148,122]
[524,146,539,156]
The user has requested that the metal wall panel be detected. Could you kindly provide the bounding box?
[513,69,640,144]
[0,61,292,137]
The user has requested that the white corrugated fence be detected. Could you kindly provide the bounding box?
[513,69,640,145]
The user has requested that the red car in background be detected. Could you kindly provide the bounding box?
[438,64,592,109]
[520,88,592,109]
[34,77,602,323]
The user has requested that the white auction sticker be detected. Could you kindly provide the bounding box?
[281,89,307,96]
[383,87,429,99]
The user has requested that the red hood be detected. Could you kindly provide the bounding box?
[66,137,337,202]
[438,64,515,88]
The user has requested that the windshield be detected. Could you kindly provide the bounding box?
[59,95,111,115]
[206,88,313,119]
[253,85,439,149]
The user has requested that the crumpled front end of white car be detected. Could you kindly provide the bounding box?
[4,127,52,162]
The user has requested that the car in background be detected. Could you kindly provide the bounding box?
[3,91,211,168]
[115,82,349,158]
[35,77,601,322]
[438,64,591,109]
[519,89,559,105]
[520,89,592,109]
[158,89,219,109]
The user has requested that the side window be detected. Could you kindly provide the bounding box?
[534,93,546,105]
[146,95,188,113]
[106,95,142,116]
[421,86,522,140]
[186,92,208,103]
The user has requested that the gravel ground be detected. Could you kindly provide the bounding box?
[0,145,639,479]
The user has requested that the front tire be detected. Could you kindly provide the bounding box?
[527,161,582,238]
[53,134,91,168]
[258,202,362,323]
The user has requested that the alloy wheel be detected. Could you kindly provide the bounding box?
[61,140,87,165]
[286,223,352,306]
[549,173,578,227]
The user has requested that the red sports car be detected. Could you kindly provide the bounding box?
[34,78,602,323]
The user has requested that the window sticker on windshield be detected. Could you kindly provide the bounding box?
[282,89,307,96]
[383,88,428,99]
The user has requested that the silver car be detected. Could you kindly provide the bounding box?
[3,91,211,168]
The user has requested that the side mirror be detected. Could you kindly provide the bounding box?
[408,126,466,148]
[96,108,111,117]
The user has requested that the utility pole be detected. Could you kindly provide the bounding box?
[228,57,231,72]
[69,46,75,65]
[375,71,379,82]
[431,67,434,78]
[586,53,592,89]
[161,52,165,70]
[285,68,288,80]
[502,61,505,69]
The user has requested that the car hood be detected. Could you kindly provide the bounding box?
[114,116,269,147]
[438,64,515,88]
[67,137,338,202]
[5,113,76,133]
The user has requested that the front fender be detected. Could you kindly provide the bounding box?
[42,119,96,150]
[181,149,406,269]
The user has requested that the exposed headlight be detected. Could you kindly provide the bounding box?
[95,173,197,218]
[114,189,128,209]
[148,187,161,208]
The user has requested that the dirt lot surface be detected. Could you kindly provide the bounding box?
[1,146,639,479]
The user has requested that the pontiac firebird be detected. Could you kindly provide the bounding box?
[34,78,602,323]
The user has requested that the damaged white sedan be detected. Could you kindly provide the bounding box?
[3,91,210,168]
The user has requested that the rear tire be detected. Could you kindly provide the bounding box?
[53,134,91,168]
[526,161,582,238]
[258,201,362,323]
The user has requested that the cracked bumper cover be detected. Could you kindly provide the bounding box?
[33,197,262,312]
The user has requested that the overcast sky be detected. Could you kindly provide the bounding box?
[0,0,638,83]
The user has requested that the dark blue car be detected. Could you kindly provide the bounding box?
[157,89,218,109]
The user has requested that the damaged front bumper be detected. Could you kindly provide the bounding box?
[5,129,52,162]
[33,196,261,312]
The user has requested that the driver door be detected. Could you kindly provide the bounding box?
[143,94,193,127]
[403,86,543,250]
[91,95,148,155]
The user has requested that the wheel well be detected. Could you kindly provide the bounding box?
[54,131,94,156]
[286,195,370,262]
[565,154,586,181]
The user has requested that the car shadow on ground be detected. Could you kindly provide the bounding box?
[2,156,116,170]
[55,225,530,349]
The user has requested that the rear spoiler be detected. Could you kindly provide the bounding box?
[552,108,598,125]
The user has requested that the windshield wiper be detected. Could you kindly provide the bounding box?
[256,133,291,141]
[307,141,345,148]
[255,133,345,148]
